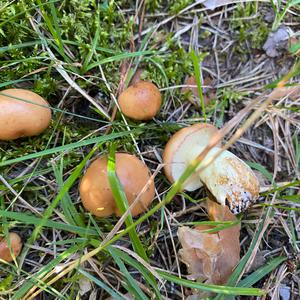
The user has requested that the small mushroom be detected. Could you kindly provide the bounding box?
[79,153,155,217]
[181,76,215,107]
[0,232,22,262]
[163,123,260,213]
[118,81,162,121]
[0,89,51,140]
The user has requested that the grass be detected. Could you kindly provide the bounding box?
[0,0,299,299]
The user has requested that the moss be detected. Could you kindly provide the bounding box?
[231,2,269,52]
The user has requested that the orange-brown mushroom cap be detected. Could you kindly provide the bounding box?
[0,232,22,262]
[79,153,155,217]
[0,89,51,140]
[118,81,162,121]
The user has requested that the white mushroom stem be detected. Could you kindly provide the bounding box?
[186,146,259,214]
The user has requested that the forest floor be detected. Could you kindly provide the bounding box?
[0,1,299,300]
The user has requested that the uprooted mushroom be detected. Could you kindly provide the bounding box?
[163,123,260,214]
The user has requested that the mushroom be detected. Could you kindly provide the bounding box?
[182,76,215,106]
[118,81,162,120]
[163,123,260,213]
[0,89,51,140]
[0,232,22,262]
[79,153,155,217]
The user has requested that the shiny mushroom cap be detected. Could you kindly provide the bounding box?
[0,89,51,140]
[163,123,260,214]
[0,232,22,262]
[118,81,162,121]
[79,153,155,217]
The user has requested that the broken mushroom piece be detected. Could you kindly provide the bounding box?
[118,81,162,121]
[0,89,52,140]
[0,232,22,262]
[178,200,240,287]
[163,123,260,214]
[79,153,155,217]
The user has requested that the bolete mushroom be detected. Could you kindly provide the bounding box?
[0,89,51,140]
[118,81,162,121]
[79,153,155,217]
[0,232,22,262]
[163,123,260,213]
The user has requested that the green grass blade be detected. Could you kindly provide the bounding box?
[52,163,85,227]
[113,247,163,300]
[264,204,300,212]
[0,0,60,27]
[0,39,116,55]
[190,50,206,122]
[247,162,273,183]
[0,130,137,167]
[12,245,80,300]
[36,0,69,62]
[0,79,35,88]
[213,209,274,300]
[0,210,97,236]
[78,269,125,300]
[107,147,148,262]
[82,6,101,73]
[281,194,300,203]
[86,50,155,71]
[29,146,97,242]
[182,220,241,233]
[157,271,264,296]
[0,40,42,53]
[108,247,149,300]
[238,256,286,287]
[261,180,300,196]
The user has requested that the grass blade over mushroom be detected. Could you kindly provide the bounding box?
[106,146,148,262]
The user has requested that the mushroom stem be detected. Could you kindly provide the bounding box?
[190,147,259,214]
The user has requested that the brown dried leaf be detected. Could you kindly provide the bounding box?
[178,200,240,287]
